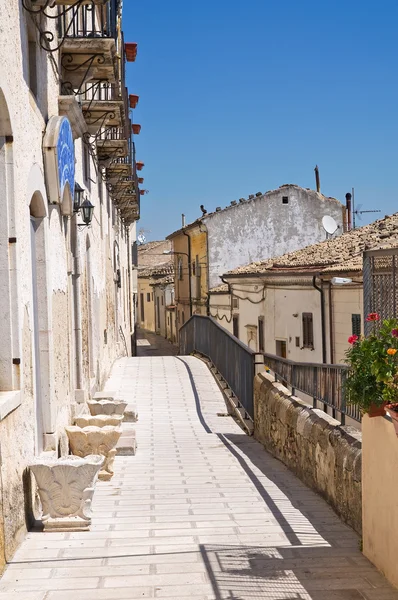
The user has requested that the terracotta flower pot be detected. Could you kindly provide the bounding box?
[125,42,138,62]
[367,402,387,418]
[385,404,398,435]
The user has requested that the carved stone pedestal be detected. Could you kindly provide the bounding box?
[88,399,127,416]
[65,426,122,481]
[75,414,123,428]
[30,455,104,531]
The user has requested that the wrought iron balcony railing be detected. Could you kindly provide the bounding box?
[58,0,117,42]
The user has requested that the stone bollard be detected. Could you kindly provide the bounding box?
[65,426,122,481]
[29,454,104,531]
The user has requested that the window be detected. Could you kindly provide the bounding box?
[195,255,201,298]
[182,311,185,324]
[233,315,239,338]
[282,196,289,204]
[161,296,164,306]
[140,293,144,322]
[178,257,183,280]
[131,242,138,267]
[232,296,239,309]
[83,143,91,188]
[302,312,314,348]
[295,336,300,347]
[146,293,150,302]
[276,340,287,358]
[258,317,264,352]
[352,314,361,336]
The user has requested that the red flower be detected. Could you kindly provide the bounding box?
[348,335,359,345]
[366,313,380,322]
[392,329,398,338]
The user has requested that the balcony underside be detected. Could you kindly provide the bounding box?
[61,39,116,87]
[97,139,129,164]
[81,100,125,134]
[105,162,133,178]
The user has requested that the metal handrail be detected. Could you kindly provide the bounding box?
[262,352,360,424]
[179,315,360,425]
[179,315,256,419]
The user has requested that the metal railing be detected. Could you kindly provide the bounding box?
[59,1,118,40]
[179,315,360,425]
[262,353,360,424]
[179,315,257,419]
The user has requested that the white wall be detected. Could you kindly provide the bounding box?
[204,185,344,288]
[0,0,137,562]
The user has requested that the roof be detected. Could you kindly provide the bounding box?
[224,213,398,277]
[138,240,171,269]
[151,274,174,286]
[209,283,229,294]
[166,184,343,239]
[138,263,174,279]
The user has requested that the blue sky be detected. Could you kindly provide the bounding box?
[123,0,398,241]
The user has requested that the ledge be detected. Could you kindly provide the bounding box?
[0,390,22,421]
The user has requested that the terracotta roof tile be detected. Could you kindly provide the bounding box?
[225,213,398,276]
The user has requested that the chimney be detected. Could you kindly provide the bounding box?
[314,165,321,193]
[182,214,186,227]
[345,193,352,231]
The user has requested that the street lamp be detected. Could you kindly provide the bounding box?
[163,250,192,317]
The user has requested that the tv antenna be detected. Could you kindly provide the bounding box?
[322,215,338,238]
[351,187,381,228]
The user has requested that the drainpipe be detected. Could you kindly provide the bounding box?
[221,275,233,320]
[199,221,210,316]
[328,281,334,364]
[182,229,193,317]
[312,275,327,364]
[126,227,134,356]
[71,218,83,389]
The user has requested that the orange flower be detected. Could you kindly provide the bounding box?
[387,348,397,355]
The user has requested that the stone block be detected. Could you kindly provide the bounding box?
[87,399,127,416]
[116,425,137,456]
[29,455,104,531]
[65,426,122,481]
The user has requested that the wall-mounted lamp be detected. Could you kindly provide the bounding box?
[78,198,95,229]
[74,182,84,213]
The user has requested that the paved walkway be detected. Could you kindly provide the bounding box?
[0,356,396,599]
[137,329,179,357]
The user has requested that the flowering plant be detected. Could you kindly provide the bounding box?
[345,315,398,413]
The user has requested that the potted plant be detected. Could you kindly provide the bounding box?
[345,315,398,417]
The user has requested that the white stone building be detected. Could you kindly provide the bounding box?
[0,0,141,564]
[203,185,346,289]
[210,214,398,364]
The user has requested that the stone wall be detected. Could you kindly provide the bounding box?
[254,372,362,534]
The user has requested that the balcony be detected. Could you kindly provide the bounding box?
[79,82,128,134]
[59,1,118,89]
[96,127,129,166]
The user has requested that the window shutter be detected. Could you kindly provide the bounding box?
[352,314,361,336]
[302,312,314,348]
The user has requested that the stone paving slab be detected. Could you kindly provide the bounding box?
[0,355,397,599]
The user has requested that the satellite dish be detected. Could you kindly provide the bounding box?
[322,215,338,235]
[137,233,146,244]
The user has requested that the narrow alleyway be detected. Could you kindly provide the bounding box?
[0,356,396,599]
[137,328,179,356]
